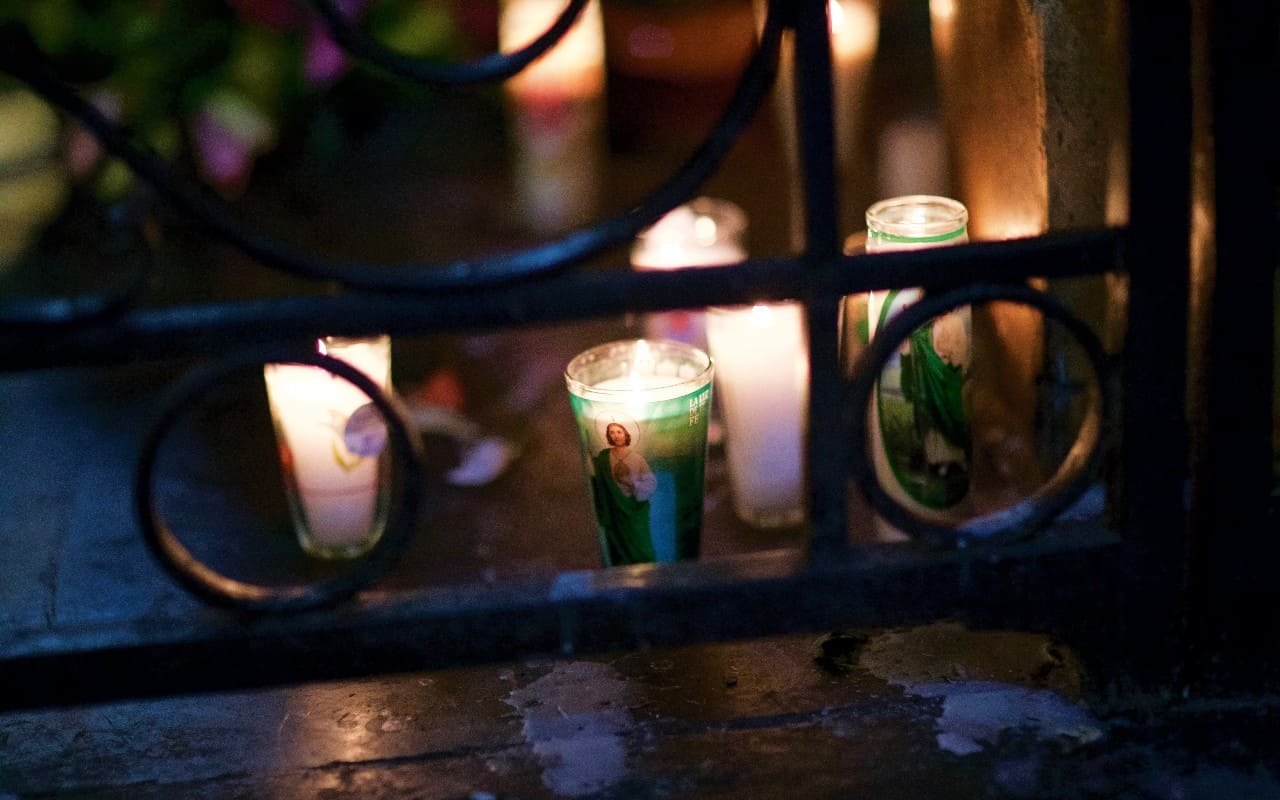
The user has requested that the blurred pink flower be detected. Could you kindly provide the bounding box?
[190,89,275,198]
[227,0,372,86]
[304,15,349,85]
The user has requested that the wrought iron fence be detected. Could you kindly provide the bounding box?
[0,0,1275,711]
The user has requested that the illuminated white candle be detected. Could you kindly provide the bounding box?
[263,336,392,559]
[829,0,879,166]
[500,0,606,233]
[705,302,809,528]
[630,197,747,348]
[763,0,879,248]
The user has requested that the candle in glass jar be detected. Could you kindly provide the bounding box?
[565,339,714,566]
[631,197,747,348]
[705,302,809,528]
[829,0,879,162]
[500,0,606,233]
[864,196,971,540]
[263,336,392,559]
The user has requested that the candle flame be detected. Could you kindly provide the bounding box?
[693,214,718,246]
[829,0,845,33]
[829,0,878,60]
[629,339,654,391]
[317,338,329,356]
[930,0,957,24]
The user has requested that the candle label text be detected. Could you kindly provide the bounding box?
[688,390,709,427]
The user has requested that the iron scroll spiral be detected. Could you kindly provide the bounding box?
[844,282,1112,547]
[0,6,784,293]
[135,350,426,612]
[310,0,592,86]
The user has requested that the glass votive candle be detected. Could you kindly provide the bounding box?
[565,339,714,566]
[263,335,393,559]
[863,195,971,539]
[705,302,809,528]
[500,0,607,233]
[630,197,747,349]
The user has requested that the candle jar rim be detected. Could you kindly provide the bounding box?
[565,338,713,398]
[706,299,799,314]
[865,194,968,242]
[634,196,748,249]
[320,334,390,348]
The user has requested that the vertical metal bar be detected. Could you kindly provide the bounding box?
[790,0,848,561]
[1189,0,1280,691]
[1122,0,1193,688]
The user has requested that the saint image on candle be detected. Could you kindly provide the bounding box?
[862,195,973,534]
[566,339,713,567]
[877,302,971,507]
[591,419,658,565]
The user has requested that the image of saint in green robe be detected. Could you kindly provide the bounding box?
[591,447,657,565]
[901,321,967,473]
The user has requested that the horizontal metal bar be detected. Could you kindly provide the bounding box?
[0,229,1123,371]
[0,522,1122,711]
[0,10,783,293]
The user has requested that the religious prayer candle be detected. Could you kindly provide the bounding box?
[863,196,972,539]
[762,0,879,249]
[565,339,714,567]
[705,302,809,528]
[263,335,392,559]
[630,197,747,349]
[500,0,606,233]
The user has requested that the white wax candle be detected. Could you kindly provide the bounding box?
[264,337,391,556]
[829,0,878,161]
[766,0,878,249]
[706,302,809,527]
[631,199,747,348]
[500,0,606,103]
[500,0,606,233]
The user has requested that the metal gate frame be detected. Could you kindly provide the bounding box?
[0,0,1275,711]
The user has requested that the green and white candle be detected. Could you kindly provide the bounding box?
[865,196,972,539]
[565,339,714,566]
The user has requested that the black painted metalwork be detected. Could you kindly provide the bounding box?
[0,7,783,291]
[310,0,590,85]
[1,0,1273,709]
[845,283,1110,547]
[136,348,427,612]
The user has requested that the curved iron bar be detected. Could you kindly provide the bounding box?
[844,283,1111,548]
[0,202,151,327]
[135,348,427,612]
[0,9,783,292]
[310,0,589,86]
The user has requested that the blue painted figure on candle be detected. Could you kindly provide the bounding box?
[591,421,658,565]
